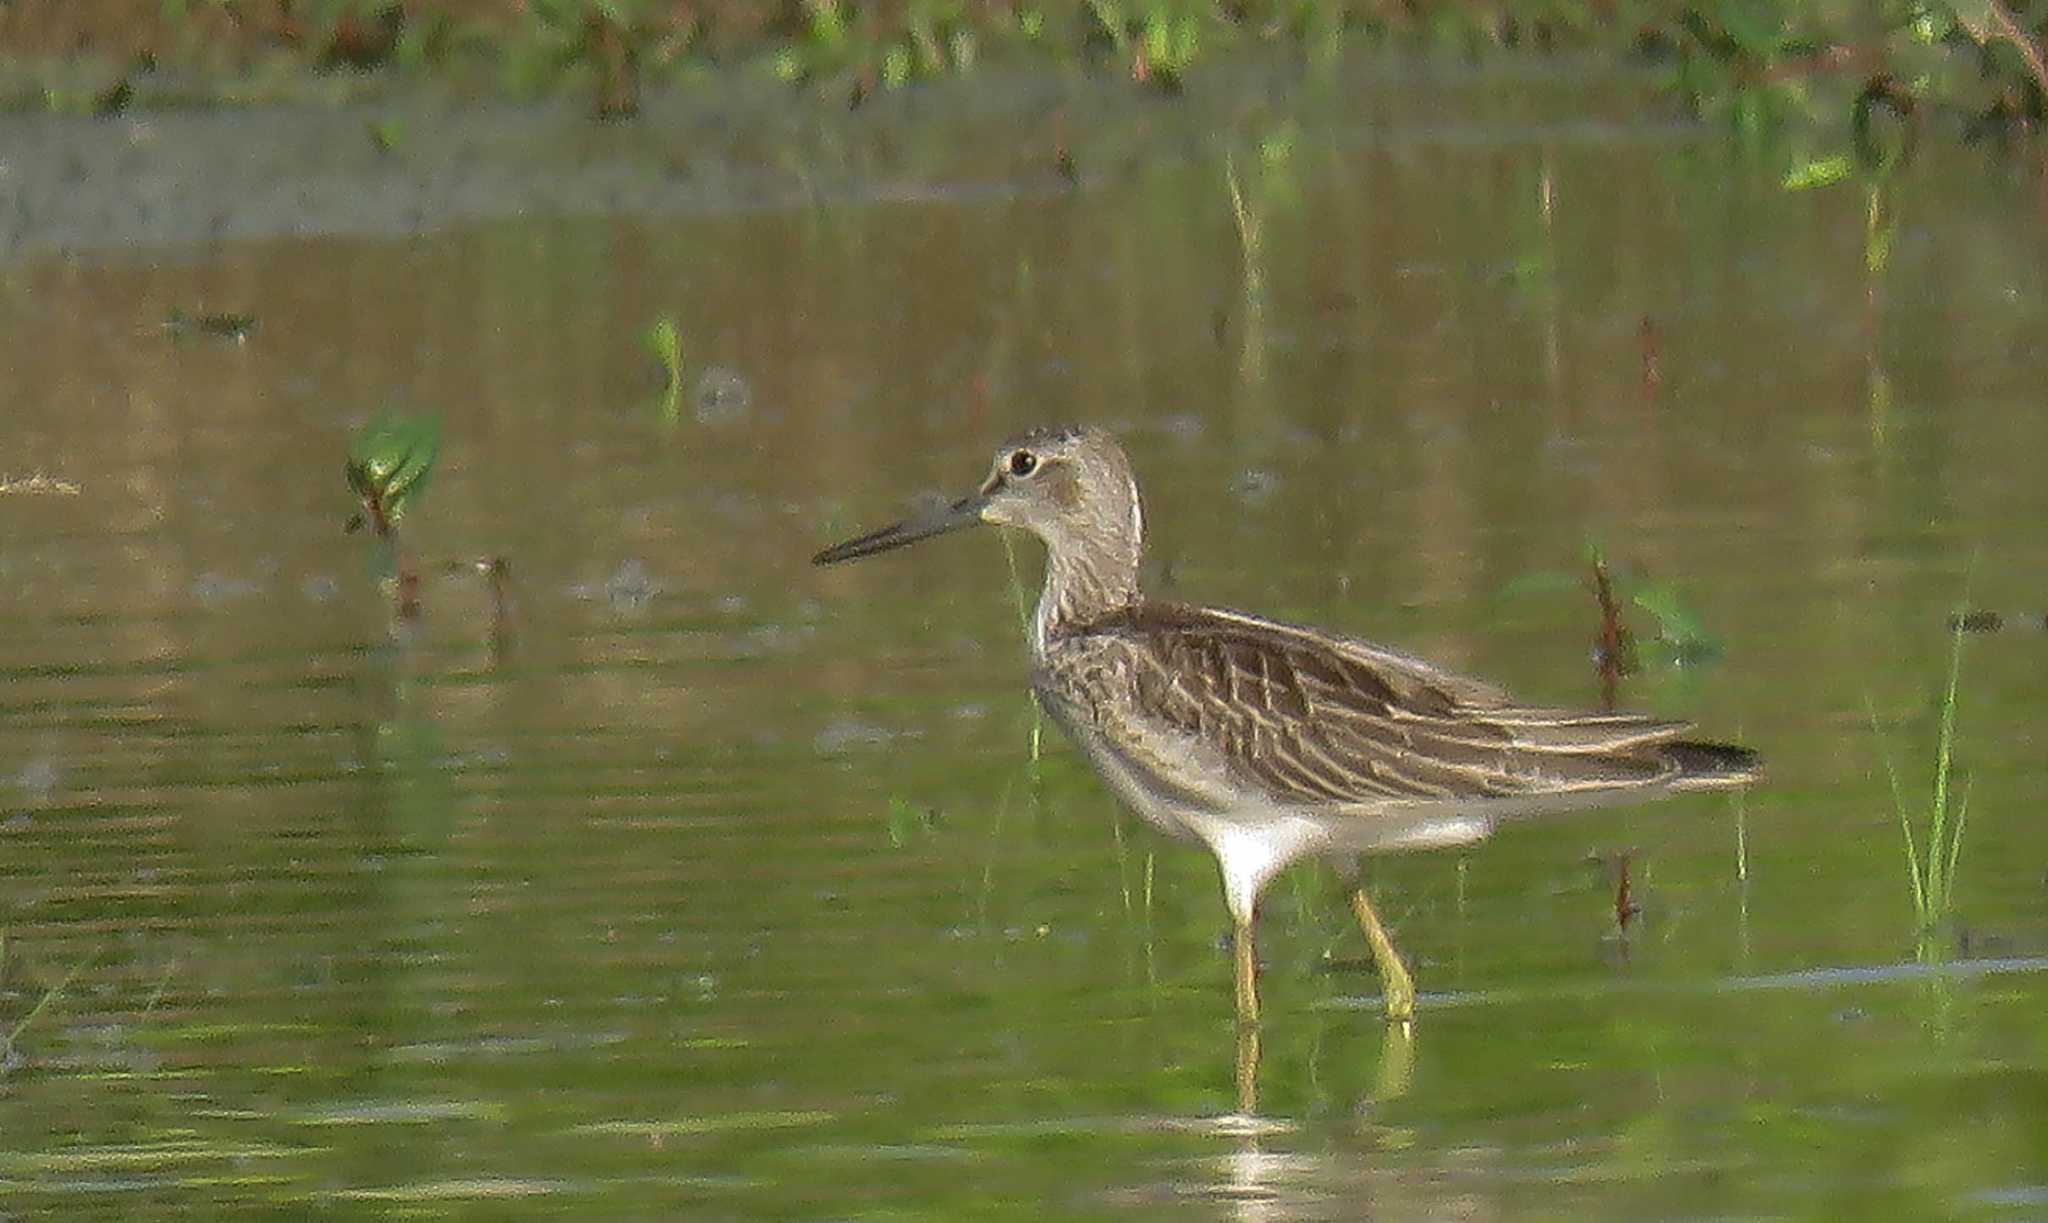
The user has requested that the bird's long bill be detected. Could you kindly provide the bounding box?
[812,492,989,565]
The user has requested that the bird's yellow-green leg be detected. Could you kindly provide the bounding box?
[1349,887,1415,1024]
[1233,919,1260,1028]
[1234,1012,1261,1115]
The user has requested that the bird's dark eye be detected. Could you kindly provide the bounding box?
[1008,450,1037,477]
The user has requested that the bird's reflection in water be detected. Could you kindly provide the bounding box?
[1208,1015,1416,1219]
[1236,995,1414,1115]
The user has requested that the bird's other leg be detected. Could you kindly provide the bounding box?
[1373,1006,1414,1101]
[1349,886,1415,1024]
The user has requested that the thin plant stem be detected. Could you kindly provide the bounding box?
[1225,154,1260,284]
[1111,810,1132,923]
[1733,789,1748,886]
[3,942,104,1059]
[1000,526,1031,632]
[1224,150,1267,384]
[142,958,177,1016]
[1000,529,1043,764]
[977,771,1019,932]
[1142,851,1157,995]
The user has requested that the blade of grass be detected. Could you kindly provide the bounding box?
[1927,616,1965,911]
[1946,785,1970,887]
[3,942,104,1060]
[1733,787,1748,885]
[1111,810,1132,923]
[1000,529,1043,764]
[1868,695,1927,922]
[142,958,177,1016]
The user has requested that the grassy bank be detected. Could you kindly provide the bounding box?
[3,3,2045,154]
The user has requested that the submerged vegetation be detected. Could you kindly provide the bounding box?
[6,3,2047,156]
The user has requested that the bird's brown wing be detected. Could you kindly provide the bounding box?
[1043,601,1749,815]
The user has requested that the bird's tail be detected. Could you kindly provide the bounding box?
[1663,740,1762,789]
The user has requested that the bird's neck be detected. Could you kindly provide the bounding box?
[1031,535,1140,656]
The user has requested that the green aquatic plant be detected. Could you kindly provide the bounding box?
[1499,545,1725,710]
[644,314,685,423]
[1873,619,1971,940]
[1781,76,1914,279]
[92,74,135,117]
[365,115,406,154]
[162,308,258,343]
[1085,0,1208,88]
[510,0,692,117]
[1223,130,1296,386]
[1657,3,1823,147]
[1780,152,1855,190]
[1502,546,1725,667]
[1657,1,2044,171]
[1627,574,1722,667]
[24,0,2048,157]
[345,412,440,625]
[345,412,440,538]
[769,0,983,104]
[884,796,937,849]
[1224,153,1259,282]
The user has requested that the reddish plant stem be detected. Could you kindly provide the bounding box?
[1591,557,1634,712]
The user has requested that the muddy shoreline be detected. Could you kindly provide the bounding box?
[0,57,1681,264]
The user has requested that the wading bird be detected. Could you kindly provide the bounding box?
[814,426,1757,1035]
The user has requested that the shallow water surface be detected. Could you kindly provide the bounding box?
[3,63,2047,1218]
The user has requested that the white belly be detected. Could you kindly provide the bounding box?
[1035,689,1333,926]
